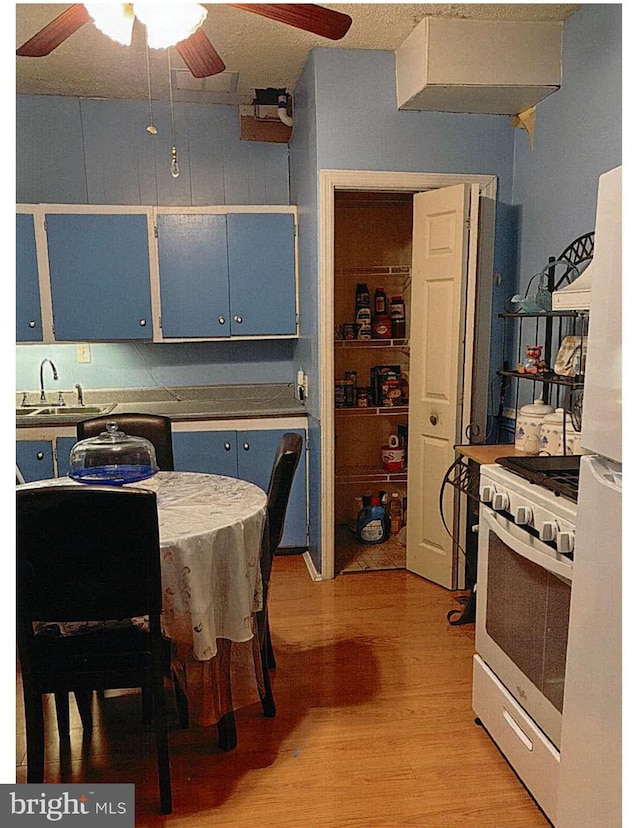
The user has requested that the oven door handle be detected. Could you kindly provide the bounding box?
[482,509,573,582]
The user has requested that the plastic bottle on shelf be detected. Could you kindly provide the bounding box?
[356,496,390,545]
[390,295,406,339]
[374,287,388,317]
[389,492,403,535]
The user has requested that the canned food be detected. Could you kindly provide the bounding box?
[356,387,369,407]
[345,370,358,386]
[342,323,357,340]
[335,379,355,408]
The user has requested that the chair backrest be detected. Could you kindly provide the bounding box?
[17,486,161,627]
[261,433,303,587]
[77,414,175,471]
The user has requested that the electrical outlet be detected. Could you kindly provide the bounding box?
[76,343,91,363]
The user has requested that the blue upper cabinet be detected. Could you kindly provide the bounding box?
[227,213,297,337]
[45,211,153,341]
[156,209,297,341]
[16,212,43,341]
[157,213,231,337]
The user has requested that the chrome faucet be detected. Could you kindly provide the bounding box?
[39,358,58,403]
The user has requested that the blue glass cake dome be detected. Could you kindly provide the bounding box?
[69,421,159,485]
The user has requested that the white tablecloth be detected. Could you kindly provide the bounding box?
[19,472,267,661]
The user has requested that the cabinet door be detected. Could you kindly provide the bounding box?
[46,213,153,341]
[173,431,238,477]
[157,214,231,338]
[16,440,55,482]
[55,436,78,478]
[237,428,306,549]
[227,214,296,337]
[16,213,43,341]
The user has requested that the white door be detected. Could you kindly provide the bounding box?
[406,184,472,588]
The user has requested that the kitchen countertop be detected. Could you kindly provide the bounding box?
[455,443,530,465]
[16,384,307,429]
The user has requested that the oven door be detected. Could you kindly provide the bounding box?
[475,505,573,748]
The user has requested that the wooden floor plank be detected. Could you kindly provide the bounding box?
[16,556,550,827]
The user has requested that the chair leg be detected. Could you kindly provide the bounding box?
[54,692,70,739]
[24,691,45,783]
[73,690,93,731]
[265,614,276,670]
[217,711,238,752]
[151,674,172,814]
[173,673,189,729]
[256,611,276,717]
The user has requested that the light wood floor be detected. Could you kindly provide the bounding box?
[16,556,550,827]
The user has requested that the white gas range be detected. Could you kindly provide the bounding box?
[472,453,580,826]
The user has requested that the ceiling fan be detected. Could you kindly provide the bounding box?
[16,3,353,78]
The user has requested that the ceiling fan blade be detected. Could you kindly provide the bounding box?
[175,28,226,78]
[16,4,91,57]
[229,4,352,40]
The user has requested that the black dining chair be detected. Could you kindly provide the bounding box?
[77,413,175,471]
[17,485,173,814]
[215,432,303,750]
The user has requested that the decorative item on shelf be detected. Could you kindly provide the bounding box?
[515,397,554,454]
[554,335,588,377]
[517,344,545,374]
[507,264,554,314]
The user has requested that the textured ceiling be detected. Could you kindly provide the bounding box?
[16,3,579,105]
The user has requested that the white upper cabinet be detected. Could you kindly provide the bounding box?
[396,18,562,116]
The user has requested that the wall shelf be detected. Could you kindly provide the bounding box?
[335,406,409,416]
[335,465,408,484]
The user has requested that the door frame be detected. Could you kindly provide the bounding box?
[319,169,497,581]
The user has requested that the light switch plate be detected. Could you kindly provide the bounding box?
[76,343,91,363]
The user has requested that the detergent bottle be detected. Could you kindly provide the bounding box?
[356,496,390,544]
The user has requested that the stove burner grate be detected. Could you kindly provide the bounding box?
[496,455,581,503]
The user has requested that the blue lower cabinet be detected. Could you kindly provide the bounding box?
[173,427,307,549]
[173,430,238,477]
[16,441,54,482]
[56,437,78,478]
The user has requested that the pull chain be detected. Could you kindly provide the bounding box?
[168,50,180,178]
[145,30,157,135]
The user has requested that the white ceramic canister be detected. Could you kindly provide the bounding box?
[515,398,554,454]
[539,408,576,456]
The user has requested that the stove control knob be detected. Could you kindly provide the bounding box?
[479,484,495,503]
[514,505,532,525]
[556,531,575,555]
[492,491,509,511]
[541,520,558,542]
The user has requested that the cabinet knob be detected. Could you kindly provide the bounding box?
[36,452,44,461]
[430,414,438,426]
[243,442,250,451]
[224,442,231,451]
[234,315,243,324]
[28,320,36,329]
[219,317,226,325]
[139,319,147,327]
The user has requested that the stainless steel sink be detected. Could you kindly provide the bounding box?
[16,404,115,417]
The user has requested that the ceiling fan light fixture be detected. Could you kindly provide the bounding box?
[133,3,208,49]
[84,3,135,46]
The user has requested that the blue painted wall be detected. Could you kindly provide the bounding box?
[289,6,622,571]
[16,95,295,390]
[511,3,622,287]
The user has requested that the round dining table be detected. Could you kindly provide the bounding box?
[18,471,268,727]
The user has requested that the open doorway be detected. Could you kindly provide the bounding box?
[319,170,497,583]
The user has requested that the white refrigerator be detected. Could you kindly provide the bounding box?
[555,166,622,828]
